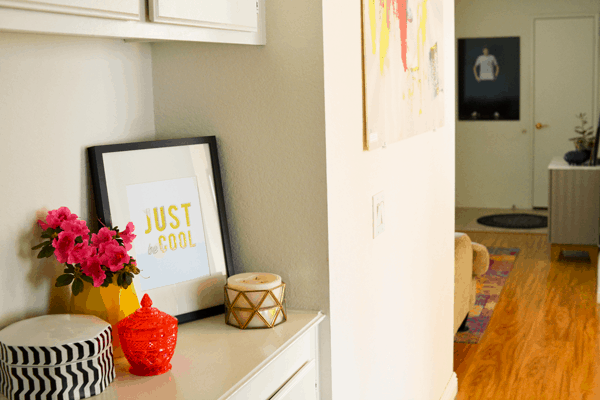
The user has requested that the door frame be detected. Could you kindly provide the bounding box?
[530,13,599,208]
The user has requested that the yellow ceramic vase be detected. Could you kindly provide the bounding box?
[70,281,140,358]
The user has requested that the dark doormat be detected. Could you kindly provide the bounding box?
[476,213,548,229]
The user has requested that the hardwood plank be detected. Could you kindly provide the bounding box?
[454,232,599,399]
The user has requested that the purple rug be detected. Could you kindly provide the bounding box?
[454,247,520,344]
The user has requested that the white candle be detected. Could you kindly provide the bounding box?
[227,272,282,291]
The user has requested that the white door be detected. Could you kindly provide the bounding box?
[533,16,597,207]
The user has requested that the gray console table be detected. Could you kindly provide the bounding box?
[548,156,600,265]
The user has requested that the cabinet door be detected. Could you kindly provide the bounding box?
[270,360,317,400]
[0,0,140,20]
[149,0,257,32]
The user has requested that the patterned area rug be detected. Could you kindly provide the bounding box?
[454,247,520,344]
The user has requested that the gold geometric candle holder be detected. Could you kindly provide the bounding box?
[224,283,287,329]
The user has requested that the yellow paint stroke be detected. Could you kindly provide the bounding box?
[417,0,428,74]
[369,0,377,55]
[417,0,428,116]
[379,3,390,73]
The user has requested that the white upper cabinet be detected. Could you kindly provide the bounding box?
[0,0,265,44]
[149,0,257,32]
[0,0,141,20]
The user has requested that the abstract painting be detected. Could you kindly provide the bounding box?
[362,0,445,151]
[458,37,520,121]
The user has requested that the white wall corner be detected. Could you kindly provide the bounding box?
[439,372,458,400]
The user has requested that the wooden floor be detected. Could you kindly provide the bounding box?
[455,232,600,399]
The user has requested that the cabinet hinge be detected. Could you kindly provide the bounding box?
[256,1,259,14]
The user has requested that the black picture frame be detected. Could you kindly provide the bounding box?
[458,37,520,121]
[88,137,233,324]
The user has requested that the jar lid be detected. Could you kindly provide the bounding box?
[117,294,177,332]
[0,314,111,366]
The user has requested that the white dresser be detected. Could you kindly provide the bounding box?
[0,310,324,400]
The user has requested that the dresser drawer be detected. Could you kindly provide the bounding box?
[227,326,315,400]
[270,359,317,400]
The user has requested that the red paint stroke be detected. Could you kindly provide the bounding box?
[386,0,391,29]
[393,0,408,72]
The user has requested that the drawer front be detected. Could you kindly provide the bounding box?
[227,328,314,400]
[270,359,317,400]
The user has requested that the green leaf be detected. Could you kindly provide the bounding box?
[72,278,84,296]
[55,274,74,287]
[116,272,124,287]
[75,237,83,244]
[81,275,94,284]
[37,245,55,259]
[101,272,113,287]
[63,265,75,274]
[32,241,50,250]
[125,273,133,286]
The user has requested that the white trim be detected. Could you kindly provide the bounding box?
[439,372,458,400]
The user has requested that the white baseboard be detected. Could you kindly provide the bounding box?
[439,372,458,400]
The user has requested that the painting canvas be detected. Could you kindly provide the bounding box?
[458,37,520,121]
[362,0,445,151]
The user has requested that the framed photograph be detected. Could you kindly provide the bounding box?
[88,137,233,323]
[458,37,520,121]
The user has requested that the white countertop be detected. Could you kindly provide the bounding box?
[0,310,324,400]
[548,156,600,170]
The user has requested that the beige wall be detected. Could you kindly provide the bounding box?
[150,2,332,396]
[456,0,600,208]
[323,0,455,398]
[0,33,156,330]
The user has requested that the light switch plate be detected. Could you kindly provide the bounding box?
[373,191,385,238]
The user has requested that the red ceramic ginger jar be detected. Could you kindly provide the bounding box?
[117,294,178,376]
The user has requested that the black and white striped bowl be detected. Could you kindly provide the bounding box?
[0,314,115,400]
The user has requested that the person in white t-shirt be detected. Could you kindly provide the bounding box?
[473,47,499,82]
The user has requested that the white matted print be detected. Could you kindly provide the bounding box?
[362,0,444,150]
[126,177,210,291]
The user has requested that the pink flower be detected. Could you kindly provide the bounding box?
[52,231,76,264]
[45,207,78,229]
[37,219,50,230]
[100,242,130,272]
[91,227,116,247]
[81,256,106,287]
[120,222,136,251]
[67,242,93,265]
[61,219,90,242]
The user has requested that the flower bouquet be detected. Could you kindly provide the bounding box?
[33,207,140,296]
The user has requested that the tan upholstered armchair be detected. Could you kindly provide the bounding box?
[454,232,490,334]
